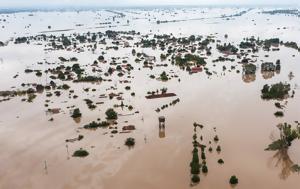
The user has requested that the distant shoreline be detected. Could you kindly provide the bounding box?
[0,4,297,14]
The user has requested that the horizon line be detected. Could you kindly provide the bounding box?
[0,3,298,9]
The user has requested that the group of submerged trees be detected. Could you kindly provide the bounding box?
[261,82,291,100]
[260,82,294,118]
[73,106,136,157]
[259,77,300,176]
[190,124,201,184]
[265,122,300,178]
[190,123,237,185]
[266,123,300,151]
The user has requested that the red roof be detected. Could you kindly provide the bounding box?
[190,67,202,73]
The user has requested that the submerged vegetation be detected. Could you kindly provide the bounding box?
[265,123,300,151]
[83,121,109,129]
[1,7,300,188]
[261,82,291,100]
[125,137,135,147]
[190,122,227,185]
[105,108,118,120]
[175,54,206,68]
[216,43,238,54]
[190,131,201,183]
[274,111,284,117]
[71,108,82,118]
[73,148,89,157]
[265,122,300,178]
[229,175,239,185]
[243,63,256,74]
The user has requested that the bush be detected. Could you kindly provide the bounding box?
[274,102,282,109]
[192,151,199,164]
[160,71,168,81]
[71,108,82,118]
[116,65,122,70]
[201,152,206,160]
[160,53,167,60]
[190,149,200,174]
[105,108,118,120]
[73,148,89,157]
[125,137,135,147]
[191,174,200,183]
[190,162,200,174]
[218,159,224,164]
[78,135,84,140]
[74,76,102,82]
[36,71,42,77]
[216,145,221,152]
[202,164,208,173]
[192,147,198,153]
[62,84,70,90]
[84,99,96,109]
[98,55,104,61]
[83,121,109,129]
[229,175,239,185]
[193,134,197,140]
[58,72,66,80]
[214,135,219,142]
[274,111,284,117]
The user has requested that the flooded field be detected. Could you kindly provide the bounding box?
[0,7,300,189]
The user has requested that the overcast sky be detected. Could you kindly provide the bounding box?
[0,0,298,8]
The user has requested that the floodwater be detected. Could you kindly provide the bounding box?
[0,7,300,189]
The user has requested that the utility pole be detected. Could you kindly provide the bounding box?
[44,160,48,175]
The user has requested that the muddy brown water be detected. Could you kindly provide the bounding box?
[0,7,300,189]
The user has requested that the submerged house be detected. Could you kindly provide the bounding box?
[145,55,156,63]
[190,66,203,74]
[261,62,276,72]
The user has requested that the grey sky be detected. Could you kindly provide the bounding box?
[0,0,298,8]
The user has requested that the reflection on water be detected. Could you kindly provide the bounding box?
[73,117,81,123]
[44,160,48,175]
[288,72,294,81]
[269,148,294,180]
[242,73,256,83]
[242,60,282,82]
[261,71,275,80]
[276,69,281,75]
[267,123,300,179]
[66,144,70,160]
[159,126,166,138]
[158,116,166,138]
[261,61,281,80]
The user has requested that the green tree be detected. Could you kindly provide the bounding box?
[105,108,118,120]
